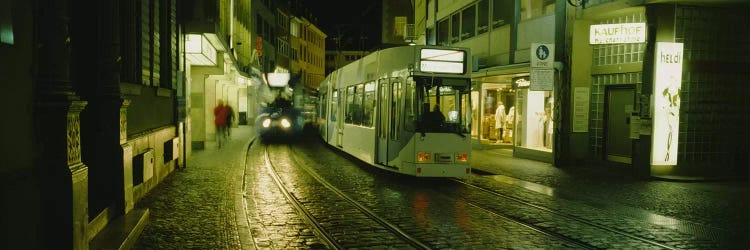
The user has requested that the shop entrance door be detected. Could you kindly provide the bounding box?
[605,86,635,164]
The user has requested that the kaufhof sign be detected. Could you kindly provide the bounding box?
[590,23,646,44]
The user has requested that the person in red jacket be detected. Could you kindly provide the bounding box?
[214,99,228,148]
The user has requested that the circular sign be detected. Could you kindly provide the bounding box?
[536,45,549,61]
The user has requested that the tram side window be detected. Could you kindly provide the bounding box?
[330,90,338,122]
[404,78,416,131]
[391,80,402,140]
[379,81,388,139]
[363,82,376,127]
[354,84,365,125]
[345,86,355,123]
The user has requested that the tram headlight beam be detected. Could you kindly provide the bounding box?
[281,118,291,128]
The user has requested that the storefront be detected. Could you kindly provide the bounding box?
[472,73,554,163]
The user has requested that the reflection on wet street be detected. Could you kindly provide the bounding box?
[239,134,745,249]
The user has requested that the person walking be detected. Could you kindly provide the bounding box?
[214,99,228,148]
[224,104,235,140]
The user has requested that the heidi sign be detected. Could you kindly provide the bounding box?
[590,23,646,44]
[651,42,683,166]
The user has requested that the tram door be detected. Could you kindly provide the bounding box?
[376,79,389,165]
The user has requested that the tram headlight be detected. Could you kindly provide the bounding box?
[280,118,291,128]
[417,152,432,163]
[262,119,271,128]
[456,153,469,163]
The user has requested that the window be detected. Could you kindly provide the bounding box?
[451,13,460,43]
[521,0,555,20]
[394,16,407,37]
[331,90,338,121]
[380,80,388,138]
[363,82,376,127]
[391,80,402,140]
[346,86,354,123]
[354,84,364,125]
[461,6,476,40]
[477,0,489,34]
[437,18,450,45]
[492,0,513,28]
[404,78,416,131]
[0,0,13,45]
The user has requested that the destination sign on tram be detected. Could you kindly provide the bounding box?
[419,49,466,74]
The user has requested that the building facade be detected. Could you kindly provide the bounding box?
[415,0,749,179]
[0,0,328,248]
[417,0,565,163]
[566,0,750,180]
[1,0,185,248]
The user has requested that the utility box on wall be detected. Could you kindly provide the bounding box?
[163,137,179,163]
[133,149,154,185]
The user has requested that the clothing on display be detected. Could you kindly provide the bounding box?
[495,103,506,143]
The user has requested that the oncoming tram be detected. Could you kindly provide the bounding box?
[317,45,472,177]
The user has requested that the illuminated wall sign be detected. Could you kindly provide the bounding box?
[590,23,646,44]
[419,49,465,74]
[185,34,217,65]
[651,42,683,165]
[515,78,530,87]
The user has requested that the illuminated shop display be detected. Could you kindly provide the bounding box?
[514,77,553,152]
[471,75,554,153]
[651,42,683,165]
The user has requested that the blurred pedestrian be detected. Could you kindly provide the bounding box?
[224,104,235,139]
[214,99,228,148]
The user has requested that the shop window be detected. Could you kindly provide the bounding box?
[492,0,513,28]
[515,86,553,152]
[520,0,556,20]
[461,6,476,40]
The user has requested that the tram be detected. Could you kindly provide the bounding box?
[317,45,472,177]
[255,73,309,140]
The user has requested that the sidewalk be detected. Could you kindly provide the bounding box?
[133,125,256,249]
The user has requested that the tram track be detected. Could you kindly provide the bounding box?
[262,143,431,249]
[289,142,604,249]
[451,178,678,249]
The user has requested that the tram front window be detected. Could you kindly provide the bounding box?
[417,83,469,135]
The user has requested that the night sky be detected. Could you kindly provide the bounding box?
[299,0,382,51]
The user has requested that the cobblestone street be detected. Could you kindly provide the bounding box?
[132,125,750,249]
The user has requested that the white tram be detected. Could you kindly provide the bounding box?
[317,45,472,177]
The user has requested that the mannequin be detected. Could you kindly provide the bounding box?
[494,102,506,143]
[505,106,515,143]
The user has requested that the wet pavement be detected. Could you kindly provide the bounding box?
[133,125,750,249]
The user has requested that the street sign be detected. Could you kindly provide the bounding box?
[530,68,554,91]
[530,43,554,91]
[530,43,554,68]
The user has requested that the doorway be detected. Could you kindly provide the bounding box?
[604,86,635,164]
